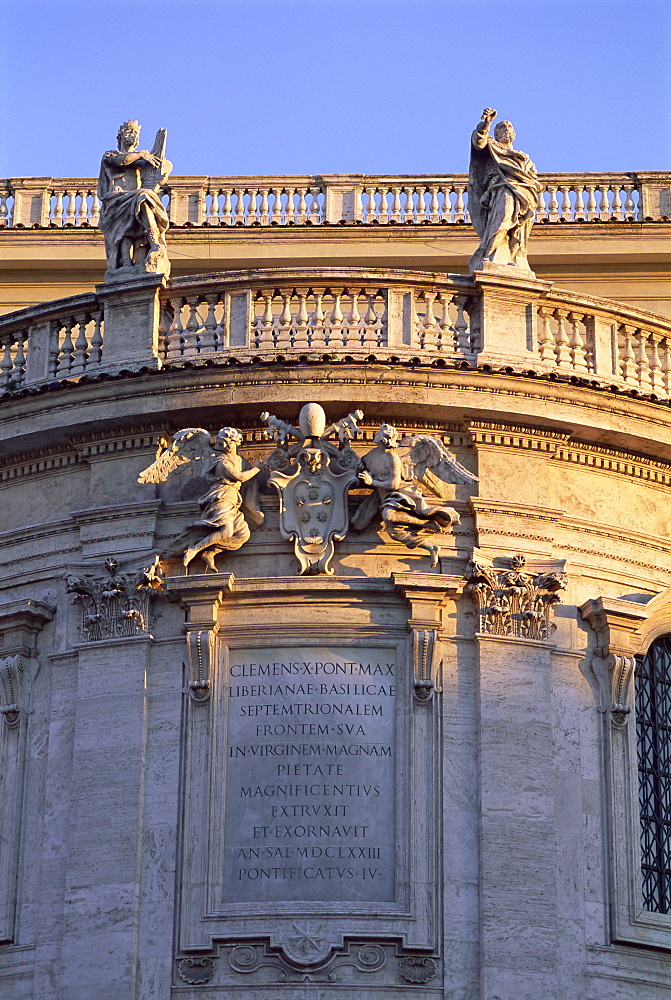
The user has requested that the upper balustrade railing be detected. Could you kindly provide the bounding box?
[1,171,669,228]
[2,267,671,406]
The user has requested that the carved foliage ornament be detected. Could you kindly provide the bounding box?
[466,553,566,640]
[66,556,163,641]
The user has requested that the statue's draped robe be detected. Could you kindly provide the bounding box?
[97,152,170,267]
[468,129,539,263]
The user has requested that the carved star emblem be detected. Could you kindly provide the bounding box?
[287,922,324,957]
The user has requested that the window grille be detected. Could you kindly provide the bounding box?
[636,636,671,913]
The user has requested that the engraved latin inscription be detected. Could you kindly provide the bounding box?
[223,647,397,902]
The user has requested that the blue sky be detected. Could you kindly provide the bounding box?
[2,0,670,179]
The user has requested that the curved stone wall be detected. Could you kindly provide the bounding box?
[2,284,671,997]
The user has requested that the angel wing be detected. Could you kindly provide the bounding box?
[399,435,478,498]
[138,428,214,484]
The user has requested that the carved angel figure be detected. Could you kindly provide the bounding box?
[138,427,264,573]
[352,425,478,566]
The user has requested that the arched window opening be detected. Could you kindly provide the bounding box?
[636,635,671,913]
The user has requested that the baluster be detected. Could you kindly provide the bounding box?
[404,186,415,223]
[0,340,13,389]
[206,189,220,226]
[635,329,652,389]
[259,187,270,226]
[0,191,9,228]
[244,189,256,226]
[377,188,389,225]
[558,185,571,221]
[166,297,185,359]
[201,294,219,352]
[536,188,546,222]
[585,185,597,221]
[47,321,60,376]
[467,297,481,350]
[357,290,374,346]
[418,188,430,223]
[554,310,571,366]
[284,188,295,224]
[598,185,611,221]
[547,186,559,222]
[294,292,309,347]
[330,292,344,345]
[428,186,440,223]
[181,297,201,356]
[374,290,386,346]
[75,191,89,226]
[310,291,325,347]
[90,193,101,227]
[308,189,321,225]
[277,291,294,349]
[649,334,662,393]
[56,318,75,376]
[52,191,64,227]
[64,189,77,226]
[537,307,555,362]
[623,186,636,221]
[454,294,470,356]
[222,189,233,226]
[619,324,636,381]
[611,187,623,221]
[661,338,671,397]
[350,288,364,347]
[89,311,103,364]
[364,186,376,223]
[254,292,273,347]
[421,291,437,348]
[568,312,588,372]
[232,189,244,226]
[390,186,402,223]
[437,292,451,351]
[455,185,466,223]
[12,334,26,386]
[70,313,90,375]
[573,186,586,222]
[296,188,307,225]
[157,305,171,359]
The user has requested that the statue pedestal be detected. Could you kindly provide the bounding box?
[470,259,537,280]
[467,269,553,370]
[96,273,167,374]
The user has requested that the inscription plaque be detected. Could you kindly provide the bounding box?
[223,646,397,903]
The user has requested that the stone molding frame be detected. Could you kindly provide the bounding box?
[580,591,671,949]
[0,598,54,943]
[168,573,460,985]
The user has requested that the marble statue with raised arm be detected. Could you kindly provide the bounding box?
[98,120,172,279]
[468,108,540,274]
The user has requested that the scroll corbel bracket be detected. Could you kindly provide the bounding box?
[0,655,25,728]
[607,653,636,727]
[186,629,215,703]
[411,628,438,703]
[586,652,636,727]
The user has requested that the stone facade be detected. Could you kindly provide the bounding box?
[1,164,671,1000]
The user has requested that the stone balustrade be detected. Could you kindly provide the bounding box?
[1,171,669,228]
[3,267,671,404]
